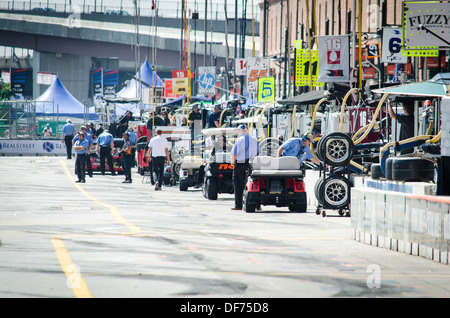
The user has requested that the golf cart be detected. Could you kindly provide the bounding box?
[201,127,238,200]
[243,156,307,213]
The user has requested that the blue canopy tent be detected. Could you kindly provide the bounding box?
[161,95,212,107]
[36,77,97,119]
[115,59,164,116]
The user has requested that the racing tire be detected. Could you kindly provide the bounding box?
[317,132,354,167]
[370,163,384,180]
[385,158,394,181]
[391,157,434,182]
[316,174,351,209]
[259,138,282,157]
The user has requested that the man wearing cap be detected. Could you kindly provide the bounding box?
[96,129,116,176]
[62,119,76,159]
[277,133,321,166]
[207,105,221,128]
[121,131,133,183]
[73,132,89,183]
[73,126,94,178]
[230,125,259,211]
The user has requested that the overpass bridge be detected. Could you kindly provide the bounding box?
[0,9,259,102]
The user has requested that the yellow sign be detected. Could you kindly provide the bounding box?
[295,48,324,87]
[172,77,189,94]
[258,77,274,102]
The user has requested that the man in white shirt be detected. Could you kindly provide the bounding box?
[146,128,170,190]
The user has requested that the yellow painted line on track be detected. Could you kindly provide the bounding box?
[52,159,144,298]
[51,236,93,298]
[59,159,142,234]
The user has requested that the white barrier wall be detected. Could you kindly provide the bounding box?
[0,139,67,156]
[351,180,450,265]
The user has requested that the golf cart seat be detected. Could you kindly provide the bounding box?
[180,156,204,169]
[250,156,304,178]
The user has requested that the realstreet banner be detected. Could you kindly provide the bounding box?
[317,35,350,83]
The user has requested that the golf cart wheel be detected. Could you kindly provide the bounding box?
[206,177,218,200]
[243,191,256,213]
[322,174,351,209]
[318,132,354,167]
[289,203,307,213]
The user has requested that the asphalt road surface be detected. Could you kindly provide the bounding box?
[1,156,449,300]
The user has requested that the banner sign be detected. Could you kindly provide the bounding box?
[103,69,118,98]
[172,70,189,95]
[235,58,247,76]
[381,28,407,64]
[0,140,66,155]
[164,79,179,98]
[11,68,26,100]
[197,66,216,96]
[295,49,324,87]
[37,72,57,85]
[246,57,269,94]
[403,1,450,51]
[318,35,350,83]
[258,77,275,102]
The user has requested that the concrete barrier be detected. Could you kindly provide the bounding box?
[351,179,450,265]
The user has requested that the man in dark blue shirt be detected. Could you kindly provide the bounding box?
[207,105,221,128]
[388,100,415,154]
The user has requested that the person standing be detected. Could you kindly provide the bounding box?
[146,128,170,191]
[230,125,259,211]
[96,129,116,176]
[73,126,94,178]
[73,132,89,183]
[62,119,75,159]
[189,104,202,153]
[121,131,133,183]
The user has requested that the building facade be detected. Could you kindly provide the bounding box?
[258,0,449,98]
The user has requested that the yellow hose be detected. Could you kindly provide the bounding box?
[249,108,261,136]
[353,93,390,145]
[258,101,276,139]
[340,88,359,132]
[308,98,328,134]
[219,108,227,127]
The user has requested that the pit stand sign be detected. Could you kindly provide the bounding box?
[246,57,269,95]
[381,28,407,64]
[197,67,216,96]
[317,35,350,83]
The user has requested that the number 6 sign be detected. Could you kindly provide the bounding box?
[246,57,269,94]
[381,27,407,64]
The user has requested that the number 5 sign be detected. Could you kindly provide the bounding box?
[246,57,269,94]
[381,28,407,64]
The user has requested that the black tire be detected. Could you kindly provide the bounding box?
[318,132,354,167]
[316,174,351,209]
[206,177,218,200]
[386,158,394,181]
[289,202,307,213]
[179,181,188,191]
[392,157,435,182]
[243,191,256,213]
[370,163,384,180]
